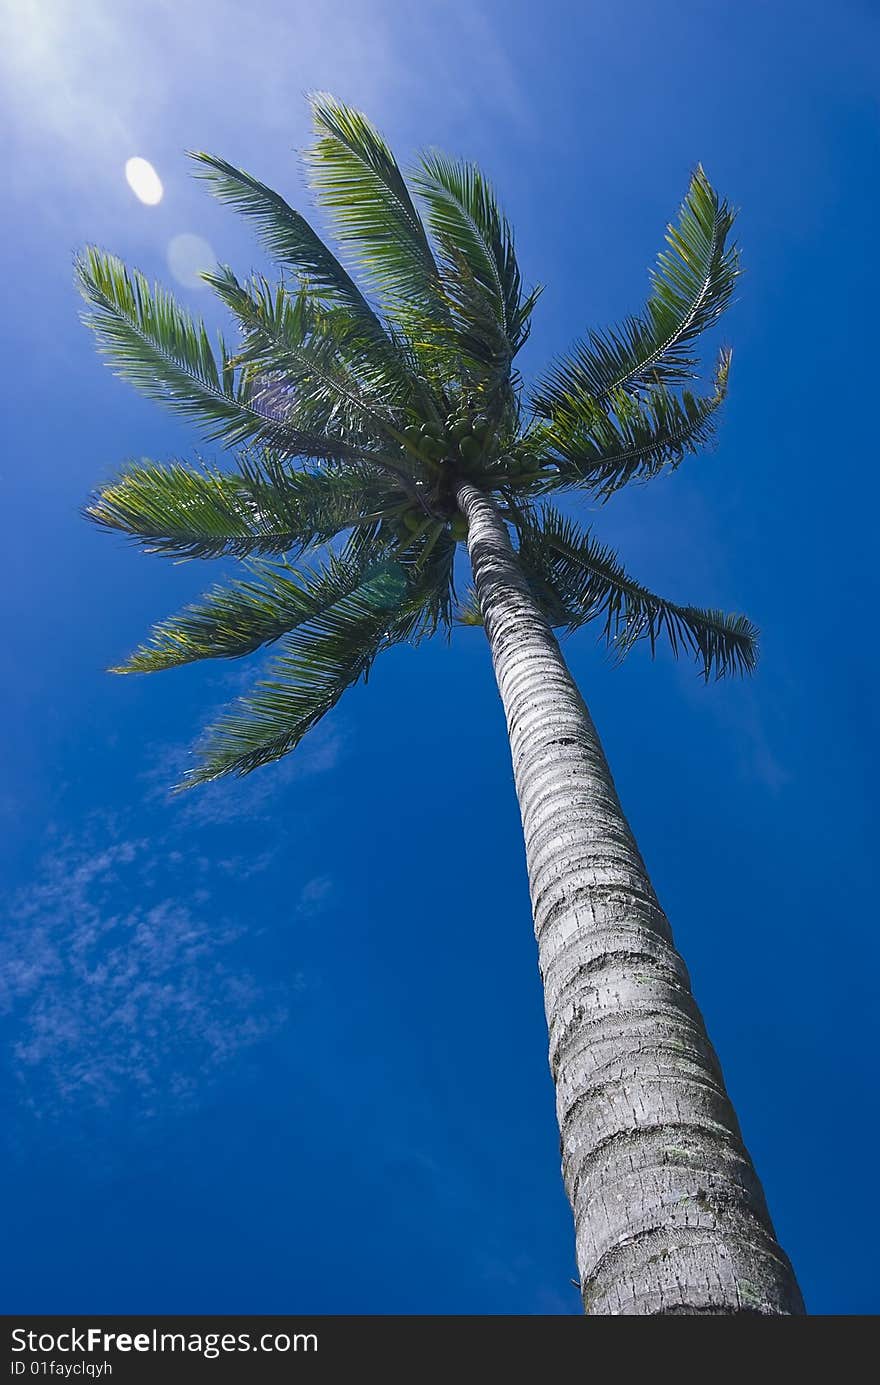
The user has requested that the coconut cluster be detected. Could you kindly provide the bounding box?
[401,411,493,470]
[393,412,546,546]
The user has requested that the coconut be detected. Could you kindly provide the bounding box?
[459,435,482,464]
[422,437,446,461]
[472,415,491,441]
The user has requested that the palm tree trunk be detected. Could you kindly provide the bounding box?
[456,479,804,1316]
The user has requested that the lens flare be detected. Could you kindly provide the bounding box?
[125,157,163,206]
[167,233,216,289]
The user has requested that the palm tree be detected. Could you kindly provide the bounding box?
[78,95,803,1315]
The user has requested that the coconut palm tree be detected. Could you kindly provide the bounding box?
[78,94,803,1315]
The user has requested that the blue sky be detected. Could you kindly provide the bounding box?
[1,0,878,1314]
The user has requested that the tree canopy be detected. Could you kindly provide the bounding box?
[79,94,754,787]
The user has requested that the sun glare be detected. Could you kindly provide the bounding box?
[125,156,163,205]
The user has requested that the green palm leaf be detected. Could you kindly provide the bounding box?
[206,265,411,444]
[191,151,387,331]
[190,150,430,397]
[86,455,399,559]
[305,93,443,319]
[543,348,730,499]
[532,167,738,415]
[454,585,483,626]
[77,248,278,449]
[516,504,757,679]
[180,559,424,785]
[116,545,399,672]
[414,152,539,360]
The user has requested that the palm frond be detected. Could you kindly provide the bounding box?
[414,152,538,361]
[405,525,457,635]
[532,167,738,415]
[454,585,483,626]
[77,248,277,448]
[116,545,396,671]
[516,504,757,679]
[542,349,730,499]
[190,151,427,399]
[85,454,400,559]
[180,559,434,785]
[205,265,412,445]
[305,93,443,320]
[190,151,384,326]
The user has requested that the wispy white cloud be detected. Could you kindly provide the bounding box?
[214,850,278,881]
[2,694,347,1132]
[139,720,346,827]
[297,875,335,917]
[1,827,292,1125]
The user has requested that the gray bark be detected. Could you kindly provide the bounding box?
[456,479,804,1316]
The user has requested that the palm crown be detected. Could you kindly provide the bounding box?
[79,93,754,788]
